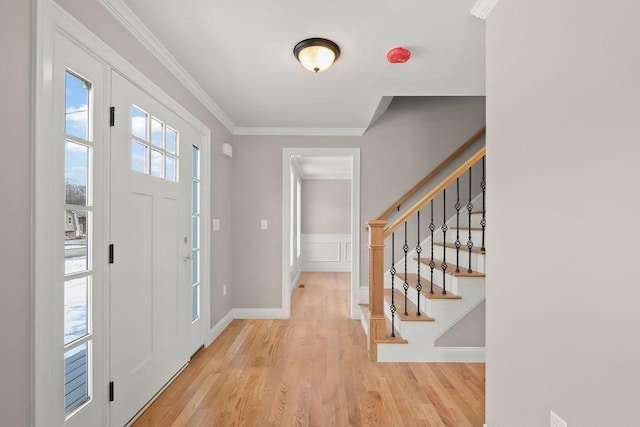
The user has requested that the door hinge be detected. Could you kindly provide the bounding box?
[110,106,115,127]
[109,381,114,402]
[109,244,114,264]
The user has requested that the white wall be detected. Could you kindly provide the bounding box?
[486,1,640,425]
[0,0,32,424]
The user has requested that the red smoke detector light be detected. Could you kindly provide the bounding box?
[386,47,411,64]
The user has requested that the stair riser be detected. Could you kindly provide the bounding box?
[387,262,472,294]
[457,213,486,228]
[432,245,485,273]
[443,228,484,248]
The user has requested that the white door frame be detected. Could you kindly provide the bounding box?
[281,148,361,319]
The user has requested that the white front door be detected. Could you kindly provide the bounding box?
[109,71,195,426]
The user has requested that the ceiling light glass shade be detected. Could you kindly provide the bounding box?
[294,38,340,73]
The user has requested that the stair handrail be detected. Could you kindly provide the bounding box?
[375,127,486,222]
[383,146,486,238]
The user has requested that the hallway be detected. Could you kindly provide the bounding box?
[133,272,485,426]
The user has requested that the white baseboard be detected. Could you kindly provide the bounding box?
[434,346,485,362]
[233,308,288,319]
[207,309,234,345]
[301,266,351,272]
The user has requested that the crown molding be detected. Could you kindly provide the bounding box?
[470,0,502,19]
[98,0,236,133]
[233,127,366,137]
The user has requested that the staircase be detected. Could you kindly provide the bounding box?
[361,129,486,362]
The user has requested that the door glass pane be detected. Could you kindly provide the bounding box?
[191,216,199,250]
[64,277,89,345]
[65,210,89,275]
[165,156,176,182]
[131,141,148,174]
[131,106,148,141]
[150,149,163,178]
[65,72,90,140]
[166,127,177,154]
[64,343,89,414]
[65,141,89,206]
[192,146,199,179]
[191,251,199,285]
[151,118,163,148]
[191,285,199,321]
[192,181,199,213]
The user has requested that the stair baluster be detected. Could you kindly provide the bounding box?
[481,156,486,252]
[441,189,448,295]
[429,200,435,294]
[467,167,474,273]
[390,232,396,338]
[415,211,422,316]
[455,178,461,273]
[403,222,409,316]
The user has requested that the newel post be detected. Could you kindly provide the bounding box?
[367,220,387,361]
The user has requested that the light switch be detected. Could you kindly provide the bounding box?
[261,219,268,230]
[212,219,220,231]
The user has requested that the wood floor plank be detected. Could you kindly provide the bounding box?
[132,271,485,426]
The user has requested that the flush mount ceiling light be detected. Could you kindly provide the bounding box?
[293,38,340,73]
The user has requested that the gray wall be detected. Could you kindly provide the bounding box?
[0,1,32,425]
[231,96,485,309]
[486,1,640,425]
[54,0,234,329]
[301,179,350,234]
[435,301,485,347]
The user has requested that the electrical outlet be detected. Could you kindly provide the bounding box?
[223,284,227,296]
[550,411,567,427]
[212,219,220,231]
[261,219,268,230]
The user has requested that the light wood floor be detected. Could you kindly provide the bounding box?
[132,272,485,426]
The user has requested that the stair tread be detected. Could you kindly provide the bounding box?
[360,303,407,344]
[378,315,408,344]
[470,211,485,215]
[449,226,483,231]
[396,273,462,299]
[414,257,486,277]
[383,289,435,321]
[433,241,486,254]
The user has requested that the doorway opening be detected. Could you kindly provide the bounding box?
[282,148,361,319]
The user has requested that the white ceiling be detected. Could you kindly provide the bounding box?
[107,0,485,135]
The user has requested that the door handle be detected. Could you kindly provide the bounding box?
[183,253,193,261]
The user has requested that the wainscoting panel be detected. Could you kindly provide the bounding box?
[301,234,352,272]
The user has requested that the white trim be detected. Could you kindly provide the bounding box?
[300,234,352,272]
[234,127,366,136]
[233,308,288,319]
[282,148,361,320]
[434,347,486,362]
[470,0,502,19]
[98,0,235,132]
[206,310,234,345]
[301,174,351,180]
